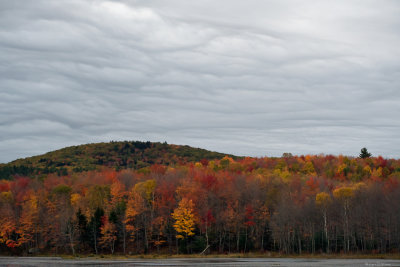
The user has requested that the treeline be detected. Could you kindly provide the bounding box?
[0,154,400,255]
[0,141,234,180]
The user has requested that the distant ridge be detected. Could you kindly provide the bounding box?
[0,141,238,180]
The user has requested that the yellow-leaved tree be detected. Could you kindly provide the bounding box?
[172,198,196,240]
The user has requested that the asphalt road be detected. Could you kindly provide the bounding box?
[0,257,400,267]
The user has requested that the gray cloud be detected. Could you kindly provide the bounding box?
[1,0,400,163]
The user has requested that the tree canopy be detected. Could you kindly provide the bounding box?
[1,152,400,255]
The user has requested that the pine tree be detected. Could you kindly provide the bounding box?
[359,147,372,158]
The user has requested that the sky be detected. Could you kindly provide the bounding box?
[1,0,400,163]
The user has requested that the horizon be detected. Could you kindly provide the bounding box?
[1,140,391,164]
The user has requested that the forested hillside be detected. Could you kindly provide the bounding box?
[1,147,400,256]
[0,141,235,180]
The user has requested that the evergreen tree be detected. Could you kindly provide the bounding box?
[359,147,372,158]
[88,208,104,254]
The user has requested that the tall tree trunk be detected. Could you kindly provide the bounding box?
[93,223,98,254]
[205,223,209,248]
[228,232,231,253]
[261,228,265,252]
[122,223,126,255]
[236,229,240,252]
[68,228,75,255]
[219,232,224,253]
[323,211,329,253]
[244,228,248,253]
[298,234,301,254]
[144,225,148,253]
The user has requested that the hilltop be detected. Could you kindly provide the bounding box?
[0,141,237,179]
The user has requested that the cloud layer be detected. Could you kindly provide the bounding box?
[1,0,400,162]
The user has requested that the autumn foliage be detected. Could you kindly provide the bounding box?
[1,153,400,255]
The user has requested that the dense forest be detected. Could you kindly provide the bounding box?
[0,143,400,256]
[0,141,235,180]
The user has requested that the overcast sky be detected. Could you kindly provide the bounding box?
[1,0,400,163]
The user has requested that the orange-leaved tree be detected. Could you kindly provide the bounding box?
[99,215,118,254]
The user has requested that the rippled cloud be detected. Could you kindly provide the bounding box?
[1,0,400,162]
